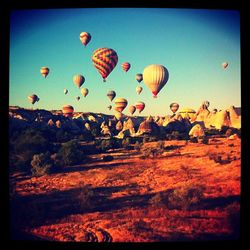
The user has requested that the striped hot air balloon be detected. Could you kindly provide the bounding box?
[136,86,143,95]
[28,94,39,105]
[114,98,128,113]
[92,48,118,82]
[135,101,145,113]
[143,64,169,98]
[79,32,91,47]
[135,73,143,83]
[121,62,131,72]
[40,67,49,78]
[73,74,85,88]
[62,105,74,118]
[128,105,136,115]
[107,90,116,101]
[81,88,89,97]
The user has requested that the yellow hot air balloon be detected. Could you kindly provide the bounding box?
[28,94,39,105]
[222,62,228,69]
[73,74,85,88]
[136,86,143,95]
[40,67,49,78]
[135,101,145,113]
[92,48,118,82]
[107,90,116,101]
[179,108,196,119]
[81,88,89,97]
[79,32,91,47]
[143,64,169,98]
[135,73,143,83]
[121,62,131,72]
[114,98,128,112]
[170,102,179,114]
[128,105,136,115]
[62,105,74,118]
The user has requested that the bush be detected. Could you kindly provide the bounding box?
[75,182,95,210]
[122,137,132,149]
[31,152,55,177]
[98,138,121,152]
[134,141,142,152]
[201,136,209,144]
[167,184,205,210]
[102,155,114,162]
[56,129,71,143]
[57,140,86,166]
[190,137,198,143]
[149,192,168,208]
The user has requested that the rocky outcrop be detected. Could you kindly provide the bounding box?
[189,124,205,137]
[137,117,159,136]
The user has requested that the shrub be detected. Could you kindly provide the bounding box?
[31,152,55,177]
[75,182,95,210]
[102,155,114,162]
[201,136,209,144]
[134,141,142,152]
[99,138,121,152]
[122,137,132,149]
[167,184,205,210]
[149,192,168,208]
[56,129,71,143]
[57,140,86,166]
[190,137,198,143]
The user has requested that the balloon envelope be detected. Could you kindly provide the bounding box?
[136,86,143,95]
[143,64,169,98]
[135,73,143,83]
[40,67,49,78]
[170,102,179,113]
[62,105,74,118]
[28,94,39,105]
[81,88,89,97]
[135,101,145,113]
[222,62,228,69]
[107,105,112,110]
[73,74,85,88]
[79,32,91,46]
[64,89,68,95]
[121,62,131,72]
[92,48,118,82]
[107,90,116,101]
[128,105,136,115]
[114,98,128,112]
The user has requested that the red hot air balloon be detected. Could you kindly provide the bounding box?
[92,48,118,82]
[121,62,131,72]
[79,32,91,47]
[135,101,145,113]
[62,105,74,118]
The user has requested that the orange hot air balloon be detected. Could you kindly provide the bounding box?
[170,102,179,114]
[92,48,118,82]
[81,88,89,97]
[114,98,128,112]
[128,105,136,115]
[135,101,145,113]
[121,62,131,72]
[40,67,49,78]
[28,94,39,105]
[222,62,228,69]
[107,90,116,101]
[143,64,169,98]
[73,74,85,88]
[62,105,74,118]
[136,86,143,95]
[135,73,143,83]
[79,32,91,47]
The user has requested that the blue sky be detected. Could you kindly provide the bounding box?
[9,8,240,116]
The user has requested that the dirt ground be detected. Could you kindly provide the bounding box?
[10,136,241,242]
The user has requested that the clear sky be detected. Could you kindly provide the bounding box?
[9,8,241,116]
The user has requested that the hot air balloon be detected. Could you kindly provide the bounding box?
[114,98,128,112]
[73,74,85,88]
[92,48,118,82]
[135,73,143,83]
[40,67,49,78]
[28,94,39,105]
[136,86,143,95]
[107,90,116,101]
[222,62,228,69]
[62,105,74,118]
[79,32,91,47]
[107,105,112,111]
[121,62,131,72]
[170,102,179,114]
[81,88,89,97]
[128,105,136,115]
[143,64,169,98]
[135,101,145,113]
[76,96,80,101]
[64,89,68,95]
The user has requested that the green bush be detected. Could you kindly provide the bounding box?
[31,152,55,177]
[57,140,86,166]
[98,138,121,152]
[167,184,205,210]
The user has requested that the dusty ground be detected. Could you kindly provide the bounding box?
[10,136,241,242]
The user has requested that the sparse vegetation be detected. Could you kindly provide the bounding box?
[207,151,232,164]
